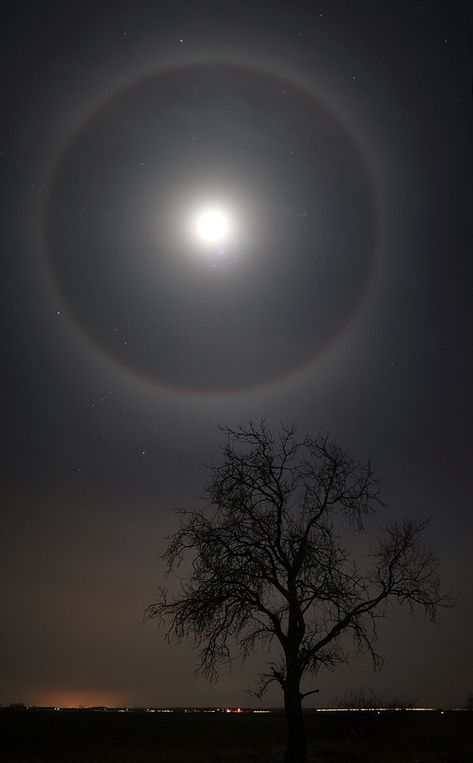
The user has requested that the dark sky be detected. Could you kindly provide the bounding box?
[1,0,472,709]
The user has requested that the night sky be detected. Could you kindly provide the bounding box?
[2,1,472,710]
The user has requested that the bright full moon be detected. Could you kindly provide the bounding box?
[194,208,231,244]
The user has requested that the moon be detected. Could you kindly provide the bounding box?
[194,207,232,245]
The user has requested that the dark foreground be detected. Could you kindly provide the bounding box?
[0,708,472,762]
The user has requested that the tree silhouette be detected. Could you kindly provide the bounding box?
[146,422,453,763]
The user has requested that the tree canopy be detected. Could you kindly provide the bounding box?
[146,422,453,762]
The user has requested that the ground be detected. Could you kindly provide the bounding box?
[0,708,472,762]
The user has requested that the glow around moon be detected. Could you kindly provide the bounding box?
[45,63,376,394]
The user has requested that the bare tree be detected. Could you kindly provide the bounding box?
[464,692,473,710]
[146,421,453,763]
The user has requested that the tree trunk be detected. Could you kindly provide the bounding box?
[283,681,306,763]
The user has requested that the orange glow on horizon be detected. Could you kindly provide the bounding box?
[34,690,127,708]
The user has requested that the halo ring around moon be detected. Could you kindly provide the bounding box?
[43,60,377,396]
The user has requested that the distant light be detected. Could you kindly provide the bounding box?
[315,707,436,713]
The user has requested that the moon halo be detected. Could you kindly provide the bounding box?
[44,62,376,394]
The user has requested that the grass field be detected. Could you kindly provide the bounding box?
[0,708,472,762]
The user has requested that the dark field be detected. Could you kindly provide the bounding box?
[1,709,472,762]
